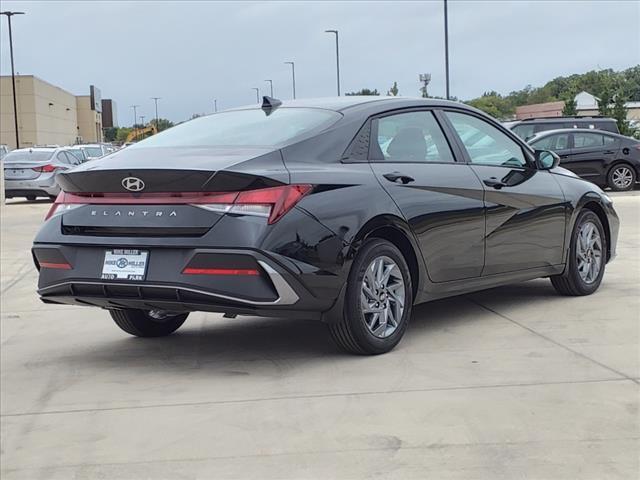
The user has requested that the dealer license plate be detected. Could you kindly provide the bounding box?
[101,249,149,281]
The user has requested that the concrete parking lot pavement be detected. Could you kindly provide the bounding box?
[1,193,639,479]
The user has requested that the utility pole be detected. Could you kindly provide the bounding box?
[325,29,340,96]
[284,61,296,99]
[1,11,25,149]
[444,0,450,100]
[140,115,145,126]
[264,79,274,97]
[213,99,218,113]
[252,88,260,103]
[151,97,161,131]
[130,104,139,142]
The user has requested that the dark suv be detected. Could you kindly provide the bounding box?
[509,117,619,141]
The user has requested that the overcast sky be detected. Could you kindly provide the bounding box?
[1,1,638,125]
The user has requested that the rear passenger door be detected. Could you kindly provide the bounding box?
[368,109,486,282]
[567,132,619,183]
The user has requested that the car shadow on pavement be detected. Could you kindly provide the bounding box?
[56,279,562,375]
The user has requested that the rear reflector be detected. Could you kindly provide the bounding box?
[182,267,260,276]
[39,262,72,270]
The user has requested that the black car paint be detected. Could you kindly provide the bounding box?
[528,129,640,187]
[33,98,619,320]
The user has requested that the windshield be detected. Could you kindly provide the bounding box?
[130,108,341,148]
[3,150,54,162]
[85,147,103,157]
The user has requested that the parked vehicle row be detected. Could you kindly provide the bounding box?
[526,129,640,191]
[32,96,619,354]
[508,116,619,140]
[3,143,117,201]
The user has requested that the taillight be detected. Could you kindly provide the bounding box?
[44,193,86,221]
[44,185,313,224]
[32,164,57,173]
[193,185,312,224]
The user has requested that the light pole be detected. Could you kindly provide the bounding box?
[130,104,139,141]
[444,0,450,100]
[252,88,260,103]
[213,99,217,113]
[284,61,296,99]
[151,97,161,130]
[1,11,25,149]
[325,29,340,96]
[140,115,145,126]
[264,79,273,97]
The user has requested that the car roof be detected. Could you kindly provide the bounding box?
[227,96,463,113]
[528,128,631,141]
[516,117,616,124]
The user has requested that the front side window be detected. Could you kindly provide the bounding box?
[532,133,570,151]
[446,112,527,167]
[85,147,103,157]
[373,111,454,163]
[573,132,605,149]
[130,108,341,148]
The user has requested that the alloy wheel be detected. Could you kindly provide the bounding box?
[612,166,633,190]
[360,255,405,338]
[576,221,603,284]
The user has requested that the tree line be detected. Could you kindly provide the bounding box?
[347,65,640,135]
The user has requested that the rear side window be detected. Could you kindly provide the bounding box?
[130,108,341,148]
[532,133,570,150]
[372,111,455,163]
[573,132,607,149]
[446,112,527,167]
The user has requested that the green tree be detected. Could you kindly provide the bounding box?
[467,91,514,119]
[612,92,632,135]
[103,127,118,142]
[562,95,577,116]
[115,127,132,143]
[387,82,399,96]
[346,88,380,96]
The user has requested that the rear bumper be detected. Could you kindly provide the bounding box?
[5,177,59,197]
[33,245,333,319]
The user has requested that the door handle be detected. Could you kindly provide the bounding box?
[483,177,505,189]
[383,172,415,184]
[603,150,616,154]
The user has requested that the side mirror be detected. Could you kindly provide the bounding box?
[535,150,560,170]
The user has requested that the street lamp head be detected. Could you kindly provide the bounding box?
[325,29,337,34]
[0,11,26,16]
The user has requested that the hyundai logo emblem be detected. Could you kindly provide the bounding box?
[122,177,145,192]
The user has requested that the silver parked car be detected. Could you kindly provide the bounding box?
[3,147,82,201]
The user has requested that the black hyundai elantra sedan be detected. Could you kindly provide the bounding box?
[32,96,619,354]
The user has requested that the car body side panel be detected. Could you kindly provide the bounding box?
[469,166,568,275]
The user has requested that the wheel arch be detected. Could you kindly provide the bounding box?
[578,198,612,262]
[350,215,425,298]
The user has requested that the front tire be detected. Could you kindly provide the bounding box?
[551,210,606,296]
[329,239,413,355]
[110,309,188,337]
[607,164,636,191]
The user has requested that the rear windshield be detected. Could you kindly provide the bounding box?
[3,150,53,162]
[130,108,341,148]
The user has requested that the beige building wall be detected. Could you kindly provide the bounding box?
[76,96,103,143]
[1,75,78,149]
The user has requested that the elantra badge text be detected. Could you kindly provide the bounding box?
[90,210,178,217]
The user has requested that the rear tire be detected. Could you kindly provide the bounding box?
[551,210,606,296]
[110,309,188,337]
[607,163,636,191]
[328,238,413,355]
